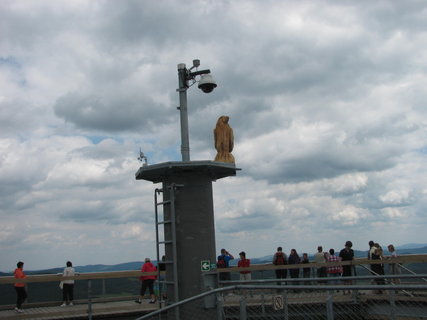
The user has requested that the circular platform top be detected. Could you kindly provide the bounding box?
[135,160,240,183]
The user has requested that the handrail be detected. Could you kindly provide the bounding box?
[399,263,427,282]
[0,270,162,285]
[216,254,427,274]
[0,254,426,284]
[134,282,427,320]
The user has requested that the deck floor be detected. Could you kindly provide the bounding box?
[0,291,425,320]
[0,299,158,320]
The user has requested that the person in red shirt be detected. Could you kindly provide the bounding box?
[135,258,157,304]
[14,261,27,313]
[238,251,251,280]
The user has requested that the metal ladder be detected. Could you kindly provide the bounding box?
[154,184,182,305]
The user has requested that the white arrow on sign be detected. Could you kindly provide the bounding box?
[201,260,211,271]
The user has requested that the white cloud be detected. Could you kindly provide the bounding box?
[381,207,404,219]
[379,190,410,205]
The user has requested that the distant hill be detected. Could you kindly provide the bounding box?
[2,244,426,274]
[397,243,427,250]
[394,246,427,255]
[225,246,427,266]
[0,262,144,276]
[73,261,143,273]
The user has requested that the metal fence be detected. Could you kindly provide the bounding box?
[136,275,427,320]
[1,259,426,319]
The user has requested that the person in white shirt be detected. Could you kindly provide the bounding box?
[314,246,327,278]
[60,261,75,306]
[387,244,401,284]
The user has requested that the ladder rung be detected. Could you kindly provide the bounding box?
[157,220,172,225]
[154,187,178,299]
[156,200,171,206]
[158,240,173,245]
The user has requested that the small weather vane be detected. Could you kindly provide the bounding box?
[138,148,148,167]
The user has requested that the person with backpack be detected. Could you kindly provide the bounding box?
[217,249,234,281]
[272,247,287,284]
[217,255,227,281]
[371,243,385,292]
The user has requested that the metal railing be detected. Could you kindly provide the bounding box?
[1,254,426,319]
[136,275,427,320]
[0,270,158,319]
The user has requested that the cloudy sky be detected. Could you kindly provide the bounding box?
[1,0,426,271]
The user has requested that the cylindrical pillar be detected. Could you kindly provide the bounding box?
[135,161,239,306]
[163,170,216,301]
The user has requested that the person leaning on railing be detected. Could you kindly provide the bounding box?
[217,249,234,281]
[135,258,157,304]
[387,244,401,284]
[327,249,342,286]
[238,251,251,280]
[60,261,75,307]
[14,261,27,313]
[339,241,354,295]
[272,247,288,285]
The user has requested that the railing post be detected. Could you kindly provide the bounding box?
[240,295,247,320]
[216,292,224,320]
[326,291,334,320]
[389,289,396,320]
[102,279,106,296]
[352,288,358,304]
[283,289,288,320]
[88,280,92,320]
[261,290,266,314]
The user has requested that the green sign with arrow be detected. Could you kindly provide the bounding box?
[201,260,211,272]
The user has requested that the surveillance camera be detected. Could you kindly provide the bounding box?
[198,74,217,93]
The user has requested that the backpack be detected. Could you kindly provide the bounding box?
[217,257,226,268]
[274,252,287,265]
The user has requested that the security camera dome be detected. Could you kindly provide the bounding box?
[198,74,217,93]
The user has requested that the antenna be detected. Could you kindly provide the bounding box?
[138,148,148,167]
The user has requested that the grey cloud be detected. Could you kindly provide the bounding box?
[54,91,169,132]
[0,97,46,138]
[217,211,278,233]
[72,139,130,161]
[58,206,147,224]
[0,3,70,51]
[93,0,245,50]
[240,131,403,183]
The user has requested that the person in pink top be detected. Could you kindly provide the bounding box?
[135,258,157,304]
[14,261,27,313]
